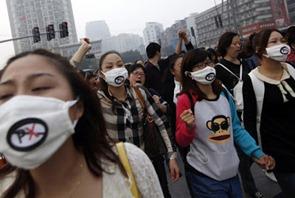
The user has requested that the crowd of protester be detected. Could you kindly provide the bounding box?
[0,25,295,198]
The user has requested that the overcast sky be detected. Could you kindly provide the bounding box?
[0,0,222,68]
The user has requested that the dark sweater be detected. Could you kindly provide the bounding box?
[243,74,295,172]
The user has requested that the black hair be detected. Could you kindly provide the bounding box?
[0,49,123,198]
[217,32,239,57]
[206,48,218,64]
[127,63,146,75]
[181,48,222,100]
[146,42,161,59]
[81,68,96,80]
[168,53,184,70]
[285,26,295,48]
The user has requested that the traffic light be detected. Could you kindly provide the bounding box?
[32,27,41,43]
[59,22,69,38]
[46,24,55,41]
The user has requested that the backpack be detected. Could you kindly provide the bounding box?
[248,63,295,147]
[216,63,244,111]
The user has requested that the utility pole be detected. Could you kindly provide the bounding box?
[0,33,47,44]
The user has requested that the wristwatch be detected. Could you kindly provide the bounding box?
[168,152,177,160]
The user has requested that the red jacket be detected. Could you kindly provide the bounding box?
[175,92,198,147]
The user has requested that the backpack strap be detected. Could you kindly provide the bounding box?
[285,63,295,80]
[183,92,195,114]
[248,68,265,147]
[116,142,141,198]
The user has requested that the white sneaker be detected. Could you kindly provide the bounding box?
[264,171,277,183]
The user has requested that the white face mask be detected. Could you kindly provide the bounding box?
[187,66,216,85]
[102,67,128,87]
[0,95,78,169]
[265,44,290,62]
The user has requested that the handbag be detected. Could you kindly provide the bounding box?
[116,142,141,198]
[217,63,244,111]
[133,87,163,158]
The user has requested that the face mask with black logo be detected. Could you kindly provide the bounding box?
[265,44,290,62]
[187,66,216,85]
[0,95,78,169]
[102,67,128,87]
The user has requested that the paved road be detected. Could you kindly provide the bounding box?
[167,157,281,198]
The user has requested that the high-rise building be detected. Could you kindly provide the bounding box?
[6,0,78,54]
[185,12,199,47]
[286,0,295,24]
[59,40,102,58]
[193,0,290,48]
[85,20,111,41]
[161,20,187,56]
[102,33,144,53]
[143,22,164,46]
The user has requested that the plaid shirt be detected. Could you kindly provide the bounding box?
[97,86,175,154]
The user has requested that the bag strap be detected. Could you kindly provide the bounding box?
[116,142,141,198]
[134,87,154,123]
[183,92,195,114]
[239,64,243,80]
[134,87,146,112]
[216,63,241,80]
[249,69,264,148]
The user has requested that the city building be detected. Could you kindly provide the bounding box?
[58,40,102,58]
[286,0,295,24]
[143,22,164,46]
[185,12,199,47]
[193,0,290,48]
[6,0,78,54]
[85,20,111,41]
[102,33,144,53]
[160,20,187,56]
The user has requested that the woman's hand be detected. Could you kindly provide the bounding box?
[254,155,276,171]
[169,158,180,182]
[180,109,195,129]
[152,95,167,113]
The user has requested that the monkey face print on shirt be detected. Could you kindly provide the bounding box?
[206,115,231,144]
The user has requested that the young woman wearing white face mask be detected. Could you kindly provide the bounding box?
[243,29,295,197]
[0,49,164,198]
[96,51,180,187]
[175,48,275,198]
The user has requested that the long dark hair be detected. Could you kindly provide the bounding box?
[0,49,122,198]
[181,48,222,100]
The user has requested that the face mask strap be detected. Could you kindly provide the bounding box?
[185,71,191,78]
[66,97,80,108]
